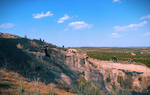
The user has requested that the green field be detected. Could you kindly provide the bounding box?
[86,52,150,67]
[77,47,150,67]
[79,47,150,53]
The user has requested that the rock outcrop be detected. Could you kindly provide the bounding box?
[88,58,150,93]
[45,46,150,94]
[45,47,109,94]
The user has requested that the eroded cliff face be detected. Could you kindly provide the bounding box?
[45,47,150,93]
[45,47,109,94]
[88,59,150,93]
[46,48,87,68]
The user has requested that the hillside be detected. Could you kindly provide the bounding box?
[0,33,150,95]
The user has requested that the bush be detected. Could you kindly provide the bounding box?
[76,78,102,95]
[138,76,142,82]
[118,89,131,95]
[34,77,41,95]
[112,82,116,91]
[81,71,85,76]
[110,88,131,95]
[17,78,56,95]
[117,76,123,84]
[18,81,25,95]
[106,75,111,83]
[112,56,117,61]
[47,86,55,95]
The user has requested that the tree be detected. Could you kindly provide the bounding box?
[24,34,27,38]
[112,56,117,61]
[82,71,85,76]
[138,76,142,82]
[106,75,111,83]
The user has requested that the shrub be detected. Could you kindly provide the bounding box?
[110,88,131,95]
[78,77,86,85]
[76,78,102,95]
[117,76,123,84]
[81,71,85,76]
[18,81,25,95]
[138,76,142,82]
[112,56,117,61]
[112,82,116,91]
[106,75,111,83]
[47,86,55,95]
[118,89,131,95]
[34,77,41,95]
[24,34,27,38]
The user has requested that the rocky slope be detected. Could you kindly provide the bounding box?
[88,59,150,93]
[45,45,150,94]
[0,33,150,95]
[44,47,108,94]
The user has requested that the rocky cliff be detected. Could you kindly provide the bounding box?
[45,47,109,94]
[88,58,150,93]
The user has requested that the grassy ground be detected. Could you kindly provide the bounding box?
[0,69,74,95]
[86,52,150,67]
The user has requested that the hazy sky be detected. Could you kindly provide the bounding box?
[0,0,150,47]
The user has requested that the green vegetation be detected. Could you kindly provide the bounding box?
[34,77,41,95]
[110,88,131,95]
[112,82,116,91]
[17,77,56,95]
[81,71,85,76]
[79,47,150,54]
[106,75,111,83]
[138,76,142,82]
[18,81,25,95]
[76,77,102,95]
[47,86,55,95]
[86,52,150,67]
[76,77,132,95]
[112,56,117,61]
[24,34,27,38]
[117,76,123,84]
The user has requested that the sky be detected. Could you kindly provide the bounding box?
[0,0,150,47]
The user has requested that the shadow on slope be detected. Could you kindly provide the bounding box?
[0,38,58,85]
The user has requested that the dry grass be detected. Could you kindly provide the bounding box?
[30,41,39,48]
[0,69,74,95]
[17,43,23,49]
